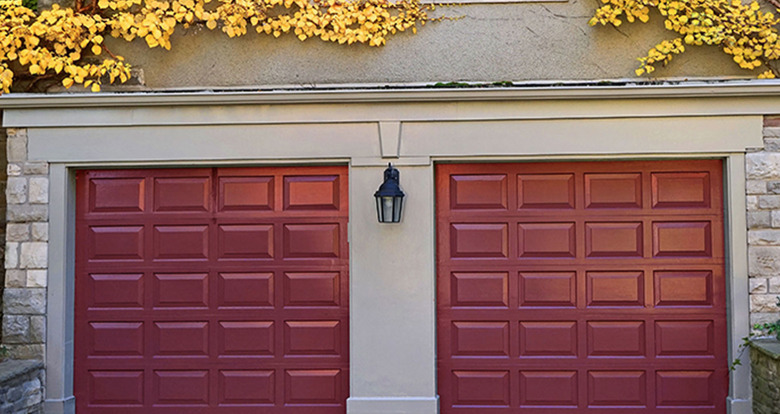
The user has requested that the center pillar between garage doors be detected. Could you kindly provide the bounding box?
[346,165,439,413]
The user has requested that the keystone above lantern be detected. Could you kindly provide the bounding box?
[374,163,405,223]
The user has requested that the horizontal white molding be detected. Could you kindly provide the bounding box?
[347,396,439,413]
[3,80,780,129]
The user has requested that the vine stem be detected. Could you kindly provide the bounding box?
[766,0,780,9]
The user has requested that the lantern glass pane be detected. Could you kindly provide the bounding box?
[375,197,384,222]
[382,196,394,223]
[393,196,403,222]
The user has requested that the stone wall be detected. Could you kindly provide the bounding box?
[752,339,780,414]
[0,359,44,414]
[2,128,47,359]
[746,116,780,326]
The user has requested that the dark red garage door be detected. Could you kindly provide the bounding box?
[75,166,349,413]
[437,160,727,413]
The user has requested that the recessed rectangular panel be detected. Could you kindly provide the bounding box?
[655,271,713,307]
[153,371,209,405]
[88,371,144,406]
[218,273,273,307]
[218,176,273,212]
[89,322,143,357]
[652,172,711,208]
[587,271,644,307]
[452,322,509,357]
[153,226,209,260]
[450,174,508,210]
[588,371,647,406]
[452,371,510,406]
[284,272,339,307]
[656,371,715,407]
[284,370,342,405]
[154,322,209,356]
[518,223,575,258]
[153,273,208,308]
[88,226,144,261]
[518,174,574,209]
[284,175,340,211]
[219,370,275,405]
[218,224,273,259]
[519,321,577,356]
[519,371,578,406]
[451,272,508,307]
[283,224,340,258]
[89,274,143,308]
[519,272,576,307]
[218,321,274,356]
[284,321,341,356]
[653,222,712,257]
[587,321,645,357]
[153,177,209,212]
[585,173,642,208]
[89,178,145,213]
[655,321,714,356]
[451,224,508,258]
[585,222,643,257]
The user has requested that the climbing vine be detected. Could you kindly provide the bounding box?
[590,0,780,78]
[0,0,432,93]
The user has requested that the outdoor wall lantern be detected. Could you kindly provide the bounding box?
[374,163,405,223]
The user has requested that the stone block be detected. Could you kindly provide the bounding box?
[6,164,21,177]
[759,195,780,209]
[6,177,27,204]
[7,132,27,163]
[22,162,47,175]
[752,278,769,294]
[7,344,44,360]
[770,277,780,294]
[747,152,780,179]
[748,180,767,195]
[748,195,760,210]
[766,136,780,150]
[769,181,780,194]
[6,224,29,242]
[27,178,48,204]
[753,312,780,326]
[29,316,45,343]
[752,294,780,313]
[7,205,47,223]
[25,270,46,288]
[2,315,30,344]
[749,211,771,228]
[30,223,47,242]
[749,230,780,246]
[4,243,18,269]
[19,243,47,269]
[3,289,46,315]
[751,246,780,277]
[4,270,25,288]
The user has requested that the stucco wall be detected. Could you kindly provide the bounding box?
[96,0,750,89]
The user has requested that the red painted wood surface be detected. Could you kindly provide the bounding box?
[436,160,727,414]
[75,167,349,413]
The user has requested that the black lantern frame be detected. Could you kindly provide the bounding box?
[374,163,405,223]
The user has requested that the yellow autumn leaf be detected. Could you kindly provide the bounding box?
[92,45,102,55]
[62,78,74,88]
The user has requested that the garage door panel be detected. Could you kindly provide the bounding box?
[153,177,211,213]
[76,166,349,413]
[518,174,575,210]
[218,176,275,213]
[437,160,726,414]
[584,173,643,209]
[451,174,509,210]
[89,177,146,214]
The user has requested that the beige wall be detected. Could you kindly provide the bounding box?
[96,1,751,89]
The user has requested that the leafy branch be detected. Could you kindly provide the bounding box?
[590,0,780,78]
